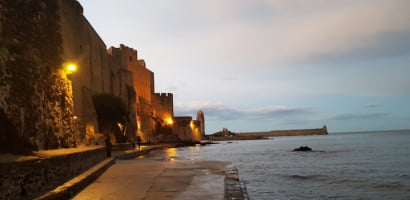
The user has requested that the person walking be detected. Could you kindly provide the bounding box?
[105,135,112,157]
[136,136,141,149]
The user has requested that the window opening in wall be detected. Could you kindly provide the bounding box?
[129,56,132,62]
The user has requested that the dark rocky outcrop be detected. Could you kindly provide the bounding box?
[211,128,236,137]
[293,146,312,152]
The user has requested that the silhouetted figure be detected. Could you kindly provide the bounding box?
[136,136,141,149]
[105,136,112,157]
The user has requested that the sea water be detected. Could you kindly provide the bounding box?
[145,130,410,200]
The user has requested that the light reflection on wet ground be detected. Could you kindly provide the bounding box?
[136,145,205,161]
[136,144,202,162]
[136,147,180,161]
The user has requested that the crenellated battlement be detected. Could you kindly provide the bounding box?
[154,93,173,97]
[138,60,146,67]
[108,44,139,64]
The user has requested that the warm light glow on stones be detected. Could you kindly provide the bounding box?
[165,117,174,126]
[63,62,77,74]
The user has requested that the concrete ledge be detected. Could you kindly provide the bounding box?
[224,164,249,200]
[34,158,115,200]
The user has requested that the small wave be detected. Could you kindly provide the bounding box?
[324,194,347,199]
[328,178,365,185]
[284,174,327,181]
[374,182,404,190]
[400,174,410,178]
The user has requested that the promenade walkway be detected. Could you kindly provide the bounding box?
[72,159,232,200]
[35,144,247,200]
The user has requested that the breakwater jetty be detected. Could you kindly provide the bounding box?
[209,126,328,141]
[239,126,328,137]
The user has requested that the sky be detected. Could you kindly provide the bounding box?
[77,0,410,134]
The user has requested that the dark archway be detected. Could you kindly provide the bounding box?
[92,94,129,143]
[0,110,34,155]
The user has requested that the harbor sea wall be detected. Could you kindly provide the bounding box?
[239,127,328,137]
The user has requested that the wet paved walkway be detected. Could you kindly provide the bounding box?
[73,159,230,200]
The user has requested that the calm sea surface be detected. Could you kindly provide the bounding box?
[144,130,410,200]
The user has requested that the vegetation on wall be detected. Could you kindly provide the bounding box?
[0,0,80,153]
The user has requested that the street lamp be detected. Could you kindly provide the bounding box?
[63,62,77,75]
[165,117,174,126]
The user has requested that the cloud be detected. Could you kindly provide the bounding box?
[364,103,383,108]
[206,0,409,65]
[248,106,315,120]
[174,102,314,121]
[329,112,388,121]
[80,0,410,68]
[174,102,242,120]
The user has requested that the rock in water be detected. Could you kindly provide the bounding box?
[293,146,312,152]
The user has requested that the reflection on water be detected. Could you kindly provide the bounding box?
[186,145,201,160]
[136,145,203,161]
[137,147,180,161]
[165,148,177,161]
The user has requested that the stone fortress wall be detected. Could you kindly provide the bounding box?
[0,0,81,153]
[0,0,204,154]
[58,0,202,144]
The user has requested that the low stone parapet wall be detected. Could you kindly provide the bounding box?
[0,147,106,199]
[112,143,134,151]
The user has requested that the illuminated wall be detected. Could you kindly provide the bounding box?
[173,117,201,143]
[58,0,109,137]
[152,93,174,122]
[59,1,138,142]
[196,110,205,136]
[0,0,202,151]
[0,0,81,152]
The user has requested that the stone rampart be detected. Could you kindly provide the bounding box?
[0,0,81,153]
[152,92,174,120]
